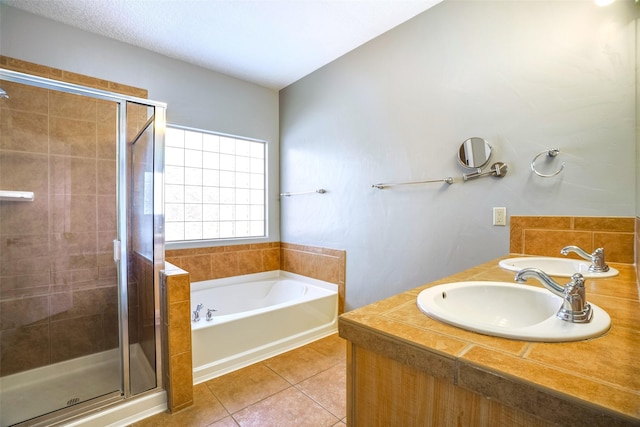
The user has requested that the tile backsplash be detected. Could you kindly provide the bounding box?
[166,242,346,314]
[510,216,634,264]
[165,243,281,282]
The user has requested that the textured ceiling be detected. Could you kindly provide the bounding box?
[3,0,443,90]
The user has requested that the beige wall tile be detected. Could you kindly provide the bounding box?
[0,81,48,114]
[524,229,593,257]
[262,247,281,271]
[0,234,50,277]
[97,159,116,195]
[50,90,97,121]
[510,215,635,264]
[510,216,572,230]
[97,195,117,231]
[178,255,211,282]
[237,250,263,275]
[96,101,117,160]
[169,351,194,411]
[593,232,634,264]
[49,116,97,157]
[50,156,97,195]
[0,109,49,153]
[0,295,49,330]
[167,274,190,304]
[50,315,103,362]
[169,301,192,357]
[1,56,47,76]
[0,150,49,193]
[0,324,50,375]
[574,216,635,233]
[210,252,238,279]
[51,195,97,233]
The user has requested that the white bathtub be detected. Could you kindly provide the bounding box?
[190,270,338,383]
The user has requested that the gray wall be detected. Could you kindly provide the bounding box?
[0,5,281,245]
[280,0,637,309]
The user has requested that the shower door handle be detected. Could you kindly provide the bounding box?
[113,239,121,262]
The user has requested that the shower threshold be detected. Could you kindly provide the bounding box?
[0,344,154,427]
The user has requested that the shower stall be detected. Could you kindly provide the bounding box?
[0,69,166,426]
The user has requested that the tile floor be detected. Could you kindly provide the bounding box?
[132,334,346,427]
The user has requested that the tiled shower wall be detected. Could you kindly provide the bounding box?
[510,216,635,264]
[0,57,148,376]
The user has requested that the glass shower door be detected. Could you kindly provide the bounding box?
[0,78,124,425]
[125,100,161,395]
[0,69,165,427]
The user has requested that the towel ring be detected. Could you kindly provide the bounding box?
[531,148,565,178]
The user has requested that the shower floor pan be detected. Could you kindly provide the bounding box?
[0,345,154,427]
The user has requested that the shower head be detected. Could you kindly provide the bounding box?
[0,88,8,99]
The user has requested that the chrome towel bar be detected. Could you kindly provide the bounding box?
[372,177,454,189]
[280,189,327,197]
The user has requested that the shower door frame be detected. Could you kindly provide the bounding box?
[0,68,166,424]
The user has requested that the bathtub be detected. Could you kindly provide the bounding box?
[190,270,338,383]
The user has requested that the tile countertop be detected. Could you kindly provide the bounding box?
[338,255,640,425]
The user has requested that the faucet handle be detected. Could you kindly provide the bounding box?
[193,303,204,322]
[556,273,592,323]
[589,248,610,273]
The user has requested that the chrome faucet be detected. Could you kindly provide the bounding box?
[206,308,217,321]
[193,303,204,322]
[560,245,609,273]
[514,268,592,323]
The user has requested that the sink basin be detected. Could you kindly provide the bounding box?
[498,257,619,278]
[416,281,610,342]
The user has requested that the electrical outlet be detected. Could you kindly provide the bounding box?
[493,207,507,226]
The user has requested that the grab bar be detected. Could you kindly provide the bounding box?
[372,177,454,189]
[0,190,34,201]
[280,189,327,197]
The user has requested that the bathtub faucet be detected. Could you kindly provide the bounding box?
[561,246,609,273]
[514,268,592,323]
[206,308,217,321]
[193,304,204,322]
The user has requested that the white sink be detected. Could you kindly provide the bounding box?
[416,281,611,342]
[498,257,619,278]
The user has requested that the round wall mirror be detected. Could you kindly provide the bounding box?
[458,137,492,169]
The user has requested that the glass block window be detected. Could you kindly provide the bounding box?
[164,125,266,242]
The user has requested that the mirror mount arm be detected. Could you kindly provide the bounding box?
[462,168,483,181]
[463,162,508,181]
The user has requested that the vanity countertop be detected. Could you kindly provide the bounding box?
[338,255,640,425]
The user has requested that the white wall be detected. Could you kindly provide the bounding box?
[280,0,637,309]
[0,5,281,244]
